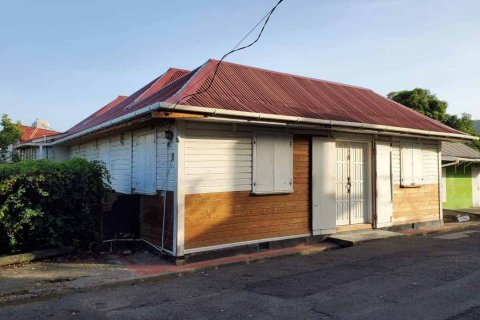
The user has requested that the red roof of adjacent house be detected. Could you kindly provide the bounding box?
[62,68,189,138]
[126,59,461,135]
[18,125,59,143]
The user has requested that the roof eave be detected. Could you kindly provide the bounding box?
[51,101,477,145]
[441,156,480,163]
[158,102,477,142]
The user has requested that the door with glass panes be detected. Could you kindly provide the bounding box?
[335,142,368,225]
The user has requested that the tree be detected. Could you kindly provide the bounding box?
[387,88,480,151]
[0,114,22,163]
[444,113,480,151]
[387,88,448,122]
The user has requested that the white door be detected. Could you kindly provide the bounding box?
[311,138,337,235]
[134,133,156,194]
[335,142,368,225]
[473,167,480,208]
[375,141,393,227]
[336,142,350,225]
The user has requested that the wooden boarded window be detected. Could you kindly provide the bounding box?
[252,132,293,194]
[401,143,423,187]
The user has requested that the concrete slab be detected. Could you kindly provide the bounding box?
[328,230,404,247]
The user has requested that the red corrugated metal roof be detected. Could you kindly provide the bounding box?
[18,125,60,143]
[61,60,461,140]
[62,68,189,138]
[128,59,460,135]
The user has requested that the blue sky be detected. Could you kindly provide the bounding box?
[1,0,479,131]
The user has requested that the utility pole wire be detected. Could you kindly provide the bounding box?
[171,0,285,108]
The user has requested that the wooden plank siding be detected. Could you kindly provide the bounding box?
[69,124,176,194]
[139,192,174,251]
[391,140,441,225]
[184,136,311,250]
[392,184,440,224]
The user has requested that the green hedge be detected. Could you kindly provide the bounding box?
[0,158,111,254]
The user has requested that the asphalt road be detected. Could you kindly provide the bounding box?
[2,229,480,320]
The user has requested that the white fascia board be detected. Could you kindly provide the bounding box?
[162,103,476,141]
[51,101,477,146]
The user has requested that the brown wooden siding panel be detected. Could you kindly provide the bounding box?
[392,184,440,224]
[184,136,311,250]
[139,192,174,251]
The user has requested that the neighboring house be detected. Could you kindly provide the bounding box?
[13,123,60,161]
[473,120,480,132]
[29,60,476,258]
[441,142,480,209]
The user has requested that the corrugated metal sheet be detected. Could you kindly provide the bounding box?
[62,68,189,138]
[164,60,460,134]
[66,60,462,139]
[442,142,480,160]
[18,125,60,142]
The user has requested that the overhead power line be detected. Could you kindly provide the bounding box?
[171,0,285,108]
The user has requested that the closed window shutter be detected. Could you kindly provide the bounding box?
[133,133,156,194]
[401,144,414,187]
[401,143,423,187]
[254,134,275,193]
[253,133,293,194]
[412,145,423,185]
[273,136,293,191]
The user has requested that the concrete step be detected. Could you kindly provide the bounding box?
[327,230,404,247]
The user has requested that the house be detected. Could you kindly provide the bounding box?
[10,121,60,161]
[33,60,476,258]
[441,142,480,210]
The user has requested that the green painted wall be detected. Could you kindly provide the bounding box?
[443,165,472,209]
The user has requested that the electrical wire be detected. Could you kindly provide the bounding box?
[158,0,285,254]
[170,0,285,109]
[159,125,174,253]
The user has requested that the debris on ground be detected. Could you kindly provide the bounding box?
[457,215,471,222]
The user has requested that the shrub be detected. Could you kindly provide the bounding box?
[0,158,111,254]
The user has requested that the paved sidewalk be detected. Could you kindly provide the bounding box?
[2,220,478,306]
[399,220,480,236]
[0,242,337,306]
[3,227,480,320]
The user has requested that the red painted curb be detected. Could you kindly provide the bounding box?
[127,242,338,276]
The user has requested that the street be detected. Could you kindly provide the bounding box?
[2,230,480,319]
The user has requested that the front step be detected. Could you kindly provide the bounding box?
[328,230,404,247]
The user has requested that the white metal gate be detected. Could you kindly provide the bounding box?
[335,142,368,225]
[473,167,480,208]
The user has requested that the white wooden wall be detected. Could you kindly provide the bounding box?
[69,135,131,193]
[68,124,176,194]
[156,129,176,191]
[183,121,254,194]
[109,134,132,194]
[47,146,69,162]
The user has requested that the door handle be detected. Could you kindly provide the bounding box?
[347,177,352,193]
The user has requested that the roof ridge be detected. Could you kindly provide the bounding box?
[17,124,59,134]
[206,59,373,91]
[166,67,190,73]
